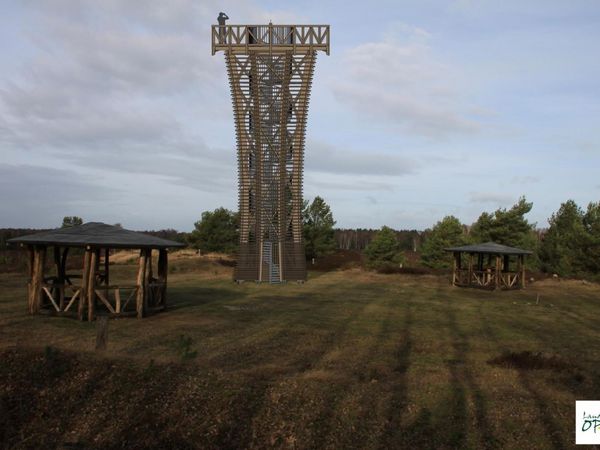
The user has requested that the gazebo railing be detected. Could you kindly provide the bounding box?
[498,271,521,288]
[93,285,139,314]
[454,268,522,289]
[40,283,83,312]
[455,268,497,287]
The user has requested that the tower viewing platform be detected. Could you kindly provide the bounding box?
[212,24,330,55]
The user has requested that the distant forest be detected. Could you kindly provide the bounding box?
[0,227,420,252]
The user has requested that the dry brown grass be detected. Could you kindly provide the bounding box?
[1,260,600,449]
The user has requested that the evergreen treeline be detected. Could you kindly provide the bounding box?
[2,198,600,279]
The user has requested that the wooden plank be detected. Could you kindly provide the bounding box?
[123,287,137,311]
[495,255,500,290]
[31,246,46,314]
[28,248,37,314]
[79,250,91,320]
[64,289,80,312]
[95,289,116,314]
[87,249,98,321]
[42,287,60,311]
[136,249,147,319]
[115,288,121,314]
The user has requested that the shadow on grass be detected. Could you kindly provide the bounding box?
[445,296,500,450]
[378,299,414,449]
[478,302,567,450]
[166,286,243,311]
[201,287,384,448]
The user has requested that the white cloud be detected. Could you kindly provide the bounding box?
[306,140,416,176]
[330,26,482,138]
[511,175,540,184]
[469,192,514,205]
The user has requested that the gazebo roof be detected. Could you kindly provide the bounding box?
[7,222,185,250]
[445,241,533,255]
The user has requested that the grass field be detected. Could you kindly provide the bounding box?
[1,258,600,449]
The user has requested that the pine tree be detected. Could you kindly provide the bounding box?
[364,226,405,270]
[302,196,336,259]
[421,216,468,269]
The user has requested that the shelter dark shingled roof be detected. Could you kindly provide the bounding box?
[445,241,533,255]
[7,222,185,249]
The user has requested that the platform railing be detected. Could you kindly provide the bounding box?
[212,24,330,55]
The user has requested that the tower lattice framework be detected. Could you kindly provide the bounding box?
[212,24,329,283]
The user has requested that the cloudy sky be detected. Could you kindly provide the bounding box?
[1,0,599,231]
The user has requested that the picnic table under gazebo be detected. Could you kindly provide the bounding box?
[8,222,185,320]
[445,242,533,290]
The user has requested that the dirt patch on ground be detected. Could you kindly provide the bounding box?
[488,351,575,371]
[308,250,363,271]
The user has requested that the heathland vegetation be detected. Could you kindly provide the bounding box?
[2,253,599,448]
[3,195,600,280]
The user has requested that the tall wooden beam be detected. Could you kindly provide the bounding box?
[495,255,500,290]
[28,247,38,314]
[29,246,46,314]
[26,246,34,312]
[79,249,91,320]
[87,248,98,322]
[520,255,526,288]
[136,249,148,319]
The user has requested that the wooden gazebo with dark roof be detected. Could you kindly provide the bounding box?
[8,222,185,320]
[445,242,533,290]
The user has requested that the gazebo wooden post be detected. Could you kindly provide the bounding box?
[452,251,458,286]
[29,247,37,314]
[36,246,46,313]
[136,249,148,319]
[26,245,34,312]
[494,255,500,290]
[158,249,168,309]
[29,246,46,314]
[79,249,91,320]
[520,255,526,288]
[87,248,99,321]
[144,249,152,312]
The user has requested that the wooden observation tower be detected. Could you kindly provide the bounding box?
[212,22,330,283]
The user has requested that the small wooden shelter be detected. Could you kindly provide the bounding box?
[8,222,185,320]
[445,242,533,290]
